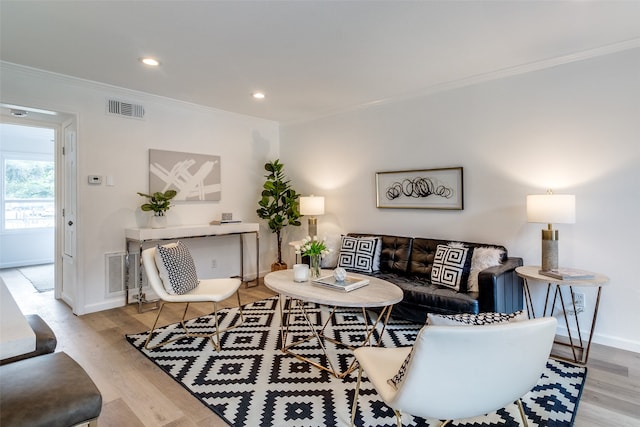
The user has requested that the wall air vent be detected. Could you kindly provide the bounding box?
[106,99,145,119]
[105,252,126,294]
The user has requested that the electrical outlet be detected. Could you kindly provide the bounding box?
[211,259,217,269]
[572,292,585,314]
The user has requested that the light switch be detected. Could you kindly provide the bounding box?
[88,175,102,185]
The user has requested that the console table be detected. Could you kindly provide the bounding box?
[125,223,259,313]
[516,265,609,365]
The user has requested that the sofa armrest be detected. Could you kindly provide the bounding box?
[477,257,524,313]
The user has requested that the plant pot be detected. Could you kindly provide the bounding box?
[150,213,167,229]
[271,261,288,272]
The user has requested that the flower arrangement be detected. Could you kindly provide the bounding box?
[295,236,331,258]
[295,236,331,278]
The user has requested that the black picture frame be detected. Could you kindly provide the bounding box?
[375,167,464,210]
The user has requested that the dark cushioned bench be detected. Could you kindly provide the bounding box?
[0,351,102,427]
[0,314,57,365]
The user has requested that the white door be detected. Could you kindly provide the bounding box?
[60,118,78,311]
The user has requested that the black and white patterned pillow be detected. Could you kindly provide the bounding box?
[427,310,528,326]
[387,347,414,390]
[155,241,199,295]
[430,244,472,291]
[337,236,381,273]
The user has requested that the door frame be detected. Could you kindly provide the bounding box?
[0,104,78,312]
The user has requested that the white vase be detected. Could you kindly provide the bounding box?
[150,213,167,229]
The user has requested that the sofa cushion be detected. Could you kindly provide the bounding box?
[431,244,473,291]
[368,272,480,319]
[347,234,413,275]
[337,236,381,273]
[427,310,527,326]
[378,235,413,274]
[155,241,199,295]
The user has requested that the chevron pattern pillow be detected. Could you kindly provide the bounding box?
[427,310,528,326]
[155,241,199,295]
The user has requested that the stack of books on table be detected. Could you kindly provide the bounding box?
[209,220,242,225]
[312,275,369,292]
[539,268,595,280]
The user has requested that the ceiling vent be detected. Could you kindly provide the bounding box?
[106,99,145,119]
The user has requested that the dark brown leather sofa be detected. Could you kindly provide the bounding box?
[347,233,524,323]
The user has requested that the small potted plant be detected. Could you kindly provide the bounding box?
[137,190,177,228]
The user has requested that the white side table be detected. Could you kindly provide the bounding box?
[516,265,609,365]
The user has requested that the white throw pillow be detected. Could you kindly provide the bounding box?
[320,234,341,268]
[154,241,199,295]
[466,246,504,293]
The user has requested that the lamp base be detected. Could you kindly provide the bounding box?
[540,229,559,272]
[307,217,318,238]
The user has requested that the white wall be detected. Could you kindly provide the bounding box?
[0,63,280,314]
[280,48,640,353]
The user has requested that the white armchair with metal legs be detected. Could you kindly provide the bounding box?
[141,246,244,352]
[351,316,557,427]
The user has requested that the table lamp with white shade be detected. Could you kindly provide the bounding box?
[299,195,324,238]
[527,191,576,272]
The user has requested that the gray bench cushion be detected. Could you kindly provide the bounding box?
[0,352,102,427]
[0,314,57,365]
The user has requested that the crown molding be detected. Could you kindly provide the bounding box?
[284,38,640,126]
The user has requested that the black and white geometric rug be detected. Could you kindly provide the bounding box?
[126,297,587,427]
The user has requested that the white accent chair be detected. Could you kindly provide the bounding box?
[351,316,557,427]
[141,246,244,352]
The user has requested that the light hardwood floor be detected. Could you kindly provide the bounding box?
[1,268,638,427]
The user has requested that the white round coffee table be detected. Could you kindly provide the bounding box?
[264,269,403,378]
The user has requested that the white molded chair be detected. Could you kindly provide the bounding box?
[351,316,557,427]
[141,246,244,352]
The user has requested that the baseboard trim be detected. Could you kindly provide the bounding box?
[555,327,640,354]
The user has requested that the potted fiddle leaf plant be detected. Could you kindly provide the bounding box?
[256,159,301,271]
[137,189,177,228]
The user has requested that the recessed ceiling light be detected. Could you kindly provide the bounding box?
[252,92,266,100]
[140,57,160,66]
[10,109,28,117]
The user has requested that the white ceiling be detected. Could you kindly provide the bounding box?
[1,1,640,124]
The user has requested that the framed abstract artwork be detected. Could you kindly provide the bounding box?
[149,149,221,201]
[376,167,463,210]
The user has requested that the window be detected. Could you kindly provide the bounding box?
[4,158,55,229]
[1,124,55,231]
